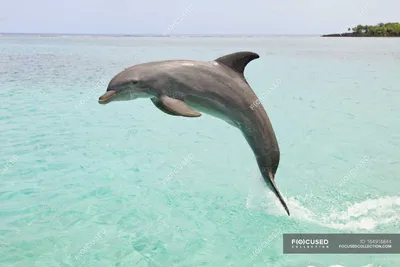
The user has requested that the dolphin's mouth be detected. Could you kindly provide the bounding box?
[98,90,117,104]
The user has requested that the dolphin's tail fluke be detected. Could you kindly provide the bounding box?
[267,170,290,216]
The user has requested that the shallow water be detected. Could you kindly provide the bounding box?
[0,36,399,266]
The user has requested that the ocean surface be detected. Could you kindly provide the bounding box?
[0,36,399,267]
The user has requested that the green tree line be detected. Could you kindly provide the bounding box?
[349,22,400,36]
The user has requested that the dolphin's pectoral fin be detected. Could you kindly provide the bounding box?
[151,97,180,116]
[152,96,202,117]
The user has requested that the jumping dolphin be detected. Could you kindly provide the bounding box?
[98,51,290,216]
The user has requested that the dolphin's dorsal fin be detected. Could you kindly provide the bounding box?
[215,51,259,74]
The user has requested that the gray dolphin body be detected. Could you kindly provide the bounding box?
[98,51,290,216]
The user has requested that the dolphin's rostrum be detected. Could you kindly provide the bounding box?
[98,51,290,216]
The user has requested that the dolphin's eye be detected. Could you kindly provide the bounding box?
[131,80,138,84]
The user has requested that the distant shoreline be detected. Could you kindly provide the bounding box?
[322,23,400,37]
[322,33,400,37]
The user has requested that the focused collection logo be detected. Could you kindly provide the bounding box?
[291,238,329,249]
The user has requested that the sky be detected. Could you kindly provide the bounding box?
[0,0,399,35]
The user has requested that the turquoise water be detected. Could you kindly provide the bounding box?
[0,36,399,267]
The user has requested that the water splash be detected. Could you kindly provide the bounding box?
[259,193,400,231]
[248,167,399,231]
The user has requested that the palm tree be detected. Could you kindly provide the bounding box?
[354,25,363,34]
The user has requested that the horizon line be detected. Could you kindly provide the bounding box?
[0,32,322,37]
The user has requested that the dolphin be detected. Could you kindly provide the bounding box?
[98,51,290,216]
